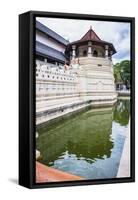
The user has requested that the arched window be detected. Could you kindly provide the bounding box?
[93,50,98,57]
[83,50,87,57]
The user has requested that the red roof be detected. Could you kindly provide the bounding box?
[80,26,101,42]
[66,26,117,55]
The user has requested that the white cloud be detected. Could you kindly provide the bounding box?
[36,17,130,64]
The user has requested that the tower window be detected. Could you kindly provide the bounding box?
[93,50,98,57]
[83,50,87,57]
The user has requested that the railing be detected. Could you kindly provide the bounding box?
[36,64,78,82]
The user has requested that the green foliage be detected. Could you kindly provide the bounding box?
[114,60,131,85]
[114,63,122,83]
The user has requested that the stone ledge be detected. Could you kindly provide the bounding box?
[36,97,117,125]
[36,161,84,183]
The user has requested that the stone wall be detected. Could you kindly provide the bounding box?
[36,57,117,125]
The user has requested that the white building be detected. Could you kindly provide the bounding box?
[36,21,117,125]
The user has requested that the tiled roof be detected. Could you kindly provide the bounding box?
[80,27,101,42]
[36,41,67,63]
[67,27,116,54]
[36,21,69,46]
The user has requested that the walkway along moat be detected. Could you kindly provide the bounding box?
[36,98,130,181]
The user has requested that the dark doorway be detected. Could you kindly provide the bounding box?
[93,50,98,57]
[83,50,87,57]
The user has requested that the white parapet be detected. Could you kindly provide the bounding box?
[36,60,117,125]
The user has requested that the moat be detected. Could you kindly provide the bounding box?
[36,98,130,180]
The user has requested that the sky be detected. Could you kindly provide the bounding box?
[37,17,130,64]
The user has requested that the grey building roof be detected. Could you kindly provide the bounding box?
[36,21,69,46]
[36,41,67,63]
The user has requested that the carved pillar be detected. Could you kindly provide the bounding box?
[105,45,109,58]
[110,50,113,60]
[88,41,92,57]
[72,45,76,59]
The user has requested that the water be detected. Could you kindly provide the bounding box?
[36,98,130,180]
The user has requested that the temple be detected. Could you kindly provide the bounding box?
[36,21,69,67]
[36,21,117,125]
[66,26,116,60]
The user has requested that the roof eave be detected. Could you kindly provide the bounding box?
[67,39,117,54]
[36,21,69,46]
[36,28,68,46]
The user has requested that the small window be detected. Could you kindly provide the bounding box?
[93,50,98,57]
[83,50,87,57]
[98,64,102,67]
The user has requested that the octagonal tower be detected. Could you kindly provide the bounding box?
[66,26,117,104]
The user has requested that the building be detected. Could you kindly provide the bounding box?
[36,21,69,67]
[36,21,117,125]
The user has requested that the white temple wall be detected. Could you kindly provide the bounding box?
[36,57,117,125]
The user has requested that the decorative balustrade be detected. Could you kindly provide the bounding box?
[36,64,78,82]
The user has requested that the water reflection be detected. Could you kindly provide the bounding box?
[113,98,130,126]
[36,98,130,179]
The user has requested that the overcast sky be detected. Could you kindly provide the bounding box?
[37,17,130,64]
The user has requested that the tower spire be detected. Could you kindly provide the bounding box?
[90,25,92,30]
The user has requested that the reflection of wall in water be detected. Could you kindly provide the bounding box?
[37,107,114,166]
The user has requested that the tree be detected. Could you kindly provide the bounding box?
[114,62,122,83]
[114,60,131,88]
[120,60,131,86]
